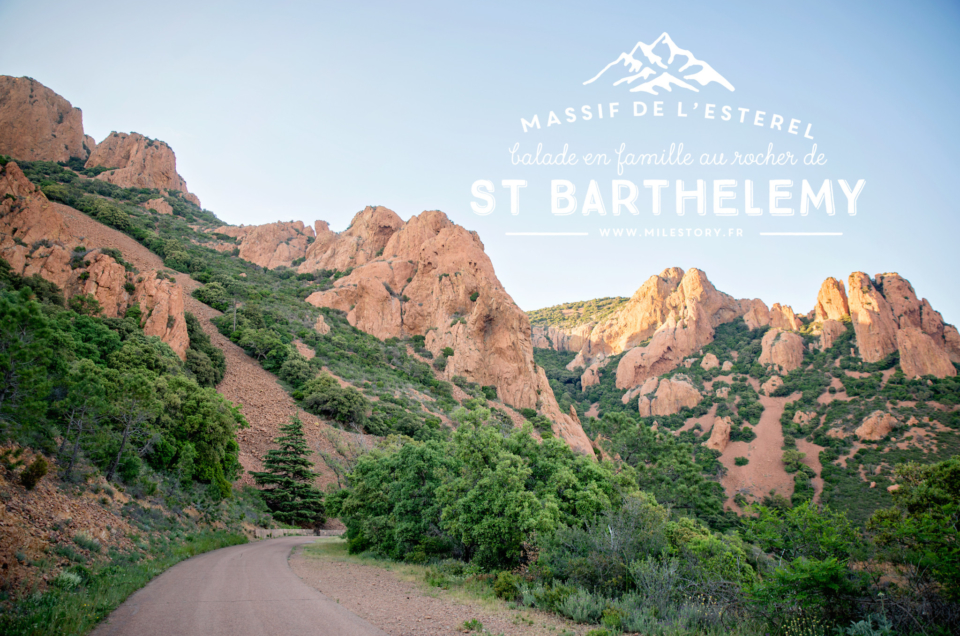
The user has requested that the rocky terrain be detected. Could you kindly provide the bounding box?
[85,132,201,207]
[531,268,960,519]
[0,76,92,162]
[0,161,189,357]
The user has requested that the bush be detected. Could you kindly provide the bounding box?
[493,571,521,600]
[20,457,48,490]
[735,456,749,466]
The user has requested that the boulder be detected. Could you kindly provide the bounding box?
[855,411,898,441]
[638,377,701,417]
[759,328,805,373]
[0,76,89,162]
[314,314,330,335]
[815,277,850,322]
[742,298,770,330]
[721,360,733,371]
[761,375,783,396]
[704,416,733,452]
[86,132,201,207]
[700,353,719,370]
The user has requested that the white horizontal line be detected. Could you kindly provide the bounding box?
[759,232,843,236]
[505,232,589,236]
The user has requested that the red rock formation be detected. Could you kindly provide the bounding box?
[0,161,188,358]
[761,375,783,396]
[142,198,173,215]
[820,319,846,351]
[897,327,956,379]
[847,272,899,363]
[213,221,314,270]
[704,416,733,452]
[759,328,805,373]
[297,206,402,273]
[85,132,200,207]
[0,76,90,162]
[638,377,701,417]
[302,208,592,454]
[742,299,770,330]
[700,353,720,370]
[614,269,743,390]
[815,277,850,322]
[769,303,801,331]
[531,323,593,351]
[855,411,898,441]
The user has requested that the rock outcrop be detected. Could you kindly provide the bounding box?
[613,269,744,390]
[848,272,900,363]
[761,375,783,396]
[815,277,850,322]
[820,319,846,351]
[297,206,402,273]
[212,221,315,270]
[531,323,593,352]
[301,208,592,453]
[846,272,958,377]
[85,132,200,207]
[704,416,733,452]
[769,303,801,331]
[855,411,898,441]
[142,198,173,215]
[897,327,956,379]
[0,76,90,162]
[0,161,188,358]
[742,299,770,330]
[759,328,805,373]
[700,353,719,370]
[638,376,701,417]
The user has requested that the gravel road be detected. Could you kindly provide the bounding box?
[91,537,386,636]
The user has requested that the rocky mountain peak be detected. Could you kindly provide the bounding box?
[0,76,91,162]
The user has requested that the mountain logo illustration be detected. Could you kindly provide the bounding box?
[584,32,734,95]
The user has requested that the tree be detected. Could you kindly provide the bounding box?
[105,370,160,482]
[57,360,109,481]
[250,415,325,527]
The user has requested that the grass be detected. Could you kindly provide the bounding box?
[0,530,246,636]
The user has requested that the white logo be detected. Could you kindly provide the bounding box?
[584,32,735,95]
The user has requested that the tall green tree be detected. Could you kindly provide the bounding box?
[251,415,325,527]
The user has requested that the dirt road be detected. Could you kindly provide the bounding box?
[91,537,385,636]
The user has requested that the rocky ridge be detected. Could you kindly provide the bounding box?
[0,161,188,357]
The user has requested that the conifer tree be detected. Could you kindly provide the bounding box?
[251,415,325,527]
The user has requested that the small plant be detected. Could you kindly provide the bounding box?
[54,571,83,590]
[442,347,455,357]
[462,618,483,632]
[124,282,136,293]
[0,447,25,472]
[470,291,479,302]
[74,533,102,554]
[20,457,48,490]
[735,456,749,466]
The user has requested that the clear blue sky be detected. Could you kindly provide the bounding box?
[2,0,958,321]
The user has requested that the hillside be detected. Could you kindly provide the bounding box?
[529,269,960,524]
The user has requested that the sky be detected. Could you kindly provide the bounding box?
[1,0,958,320]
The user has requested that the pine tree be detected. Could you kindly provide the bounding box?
[250,415,325,527]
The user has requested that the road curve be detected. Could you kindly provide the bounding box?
[92,536,386,636]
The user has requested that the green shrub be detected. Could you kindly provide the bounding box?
[493,571,521,600]
[735,456,749,466]
[19,457,48,490]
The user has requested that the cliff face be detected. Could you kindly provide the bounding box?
[212,221,315,270]
[85,132,201,207]
[553,267,742,391]
[0,161,188,358]
[0,76,91,162]
[298,208,592,454]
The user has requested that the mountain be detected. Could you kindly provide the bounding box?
[584,32,735,95]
